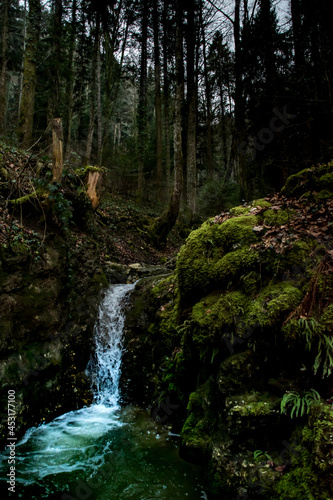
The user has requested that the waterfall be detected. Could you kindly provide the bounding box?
[87,283,135,407]
[0,281,204,499]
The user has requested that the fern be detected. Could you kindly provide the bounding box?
[298,317,333,378]
[280,389,320,418]
[315,335,333,378]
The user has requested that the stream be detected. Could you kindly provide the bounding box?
[0,284,205,499]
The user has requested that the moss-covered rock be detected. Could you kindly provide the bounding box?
[176,215,258,303]
[281,161,333,199]
[121,162,333,499]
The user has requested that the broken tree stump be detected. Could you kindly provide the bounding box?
[52,118,63,183]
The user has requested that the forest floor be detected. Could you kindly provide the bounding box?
[0,142,188,266]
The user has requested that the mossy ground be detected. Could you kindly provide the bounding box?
[124,162,333,498]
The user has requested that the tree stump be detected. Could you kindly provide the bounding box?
[52,118,63,183]
[86,170,103,209]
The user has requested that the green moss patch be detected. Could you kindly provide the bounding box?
[176,215,258,303]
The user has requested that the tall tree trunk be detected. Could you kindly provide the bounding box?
[150,0,184,246]
[290,0,304,77]
[102,4,128,152]
[137,0,149,201]
[228,0,244,193]
[185,0,197,219]
[200,1,214,179]
[0,0,9,135]
[49,0,63,120]
[96,16,103,164]
[18,0,41,148]
[162,0,171,198]
[64,0,77,157]
[153,0,163,192]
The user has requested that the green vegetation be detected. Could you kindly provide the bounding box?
[280,389,321,418]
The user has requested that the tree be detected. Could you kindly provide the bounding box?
[185,0,198,219]
[0,0,9,135]
[153,0,163,191]
[136,0,150,201]
[150,0,184,245]
[18,0,41,148]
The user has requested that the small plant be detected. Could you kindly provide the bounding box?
[298,317,320,349]
[253,449,272,462]
[280,389,320,418]
[298,317,333,378]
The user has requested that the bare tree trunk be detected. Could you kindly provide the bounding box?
[186,0,198,219]
[64,0,77,157]
[0,0,9,135]
[96,16,103,164]
[137,0,149,201]
[153,0,163,192]
[49,0,63,120]
[85,101,95,165]
[162,1,171,198]
[102,1,127,151]
[52,118,63,182]
[18,0,41,148]
[150,0,184,246]
[200,1,214,179]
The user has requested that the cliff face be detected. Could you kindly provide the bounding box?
[0,231,108,446]
[121,163,333,499]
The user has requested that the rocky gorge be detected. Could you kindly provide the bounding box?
[1,149,333,498]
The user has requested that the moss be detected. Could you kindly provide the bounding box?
[263,208,293,226]
[243,282,303,331]
[8,192,38,205]
[226,392,280,418]
[316,189,333,201]
[218,349,257,394]
[281,161,333,198]
[253,198,272,208]
[214,247,260,288]
[75,165,106,177]
[318,172,333,190]
[225,392,281,438]
[181,381,215,450]
[282,318,302,344]
[273,462,319,499]
[229,206,251,216]
[273,403,333,499]
[176,215,258,303]
[284,240,314,267]
[191,290,249,339]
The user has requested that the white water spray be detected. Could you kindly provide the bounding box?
[87,283,136,407]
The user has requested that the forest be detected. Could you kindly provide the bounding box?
[0,1,333,499]
[1,0,332,230]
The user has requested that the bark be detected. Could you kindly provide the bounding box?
[86,171,103,209]
[0,0,9,135]
[290,0,304,77]
[64,0,77,157]
[153,0,163,190]
[49,0,63,119]
[150,0,184,246]
[162,1,171,197]
[96,16,102,164]
[52,118,63,183]
[200,2,214,179]
[137,0,149,201]
[186,0,197,218]
[18,0,41,148]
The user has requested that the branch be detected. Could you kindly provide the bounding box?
[205,0,235,26]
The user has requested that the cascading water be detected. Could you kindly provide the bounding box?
[0,284,205,499]
[87,283,135,407]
